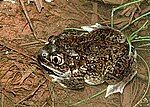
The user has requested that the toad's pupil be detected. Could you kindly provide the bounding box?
[53,57,59,64]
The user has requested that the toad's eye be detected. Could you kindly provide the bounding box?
[50,55,64,65]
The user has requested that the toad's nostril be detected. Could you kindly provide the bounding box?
[37,50,48,63]
[41,50,49,58]
[42,53,47,58]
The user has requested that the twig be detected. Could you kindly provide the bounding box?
[20,41,40,46]
[19,66,34,85]
[41,102,47,107]
[1,90,15,106]
[15,79,47,105]
[19,0,38,40]
[0,41,37,61]
[129,8,137,24]
[0,64,16,79]
[51,84,55,107]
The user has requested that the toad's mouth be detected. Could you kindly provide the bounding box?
[37,55,70,78]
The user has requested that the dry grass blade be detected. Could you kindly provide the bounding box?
[15,79,47,106]
[20,41,40,46]
[19,66,35,85]
[0,41,36,61]
[51,84,55,107]
[29,0,43,12]
[133,54,150,107]
[69,89,106,106]
[138,43,150,48]
[111,0,141,28]
[120,11,150,31]
[19,0,38,40]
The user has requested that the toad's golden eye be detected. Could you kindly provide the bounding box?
[50,55,64,65]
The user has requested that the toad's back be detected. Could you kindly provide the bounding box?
[51,27,134,85]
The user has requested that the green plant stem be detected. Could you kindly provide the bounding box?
[127,37,132,56]
[132,39,150,42]
[135,36,150,39]
[111,0,141,28]
[133,54,150,107]
[69,89,106,106]
[120,11,150,31]
[127,20,149,54]
[129,20,149,41]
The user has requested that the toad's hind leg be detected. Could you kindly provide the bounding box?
[105,70,137,97]
[50,74,85,90]
[105,49,137,97]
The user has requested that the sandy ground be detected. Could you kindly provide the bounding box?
[0,0,150,107]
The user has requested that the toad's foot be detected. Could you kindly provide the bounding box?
[105,70,137,98]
